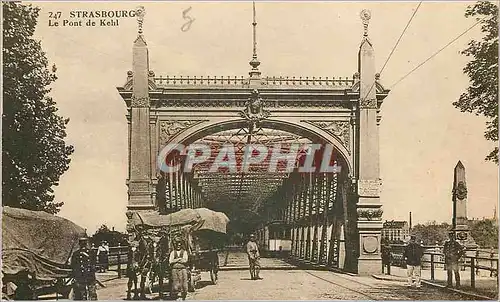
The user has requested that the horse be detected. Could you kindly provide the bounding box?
[138,234,155,299]
[126,232,155,300]
[148,232,171,299]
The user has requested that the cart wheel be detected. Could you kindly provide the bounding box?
[210,269,218,285]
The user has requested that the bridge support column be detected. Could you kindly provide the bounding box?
[355,14,383,275]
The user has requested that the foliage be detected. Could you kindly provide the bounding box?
[469,218,498,248]
[91,224,128,247]
[411,221,452,245]
[412,219,498,248]
[2,2,74,213]
[453,1,499,163]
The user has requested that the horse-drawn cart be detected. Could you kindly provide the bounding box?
[189,208,229,287]
[2,206,86,300]
[191,249,220,286]
[126,208,229,298]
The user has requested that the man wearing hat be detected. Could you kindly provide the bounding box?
[246,234,261,280]
[443,231,464,288]
[71,237,97,300]
[403,235,423,288]
[169,237,189,300]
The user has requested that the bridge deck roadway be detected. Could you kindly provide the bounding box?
[93,252,478,300]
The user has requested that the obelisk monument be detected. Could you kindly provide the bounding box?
[452,161,477,249]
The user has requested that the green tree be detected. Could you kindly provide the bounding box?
[453,1,499,163]
[2,2,74,213]
[411,221,452,245]
[469,219,499,248]
[91,225,128,247]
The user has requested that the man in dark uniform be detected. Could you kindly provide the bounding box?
[381,240,391,275]
[443,231,464,288]
[126,243,139,300]
[403,235,424,288]
[71,237,97,300]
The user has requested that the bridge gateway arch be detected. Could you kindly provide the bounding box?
[118,7,389,275]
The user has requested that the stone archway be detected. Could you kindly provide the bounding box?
[118,9,389,275]
[155,119,357,270]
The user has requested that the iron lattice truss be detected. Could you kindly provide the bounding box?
[188,126,314,210]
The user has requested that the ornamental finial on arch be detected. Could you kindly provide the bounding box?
[136,6,146,35]
[360,9,371,37]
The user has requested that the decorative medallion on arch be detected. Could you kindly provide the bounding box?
[361,235,379,254]
[303,120,351,153]
[239,89,271,125]
[159,120,207,146]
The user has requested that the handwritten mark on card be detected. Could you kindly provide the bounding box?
[181,7,195,32]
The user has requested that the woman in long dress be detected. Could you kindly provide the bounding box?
[97,241,109,272]
[169,239,189,300]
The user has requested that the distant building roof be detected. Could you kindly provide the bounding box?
[383,220,408,229]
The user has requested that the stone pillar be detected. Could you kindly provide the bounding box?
[355,9,383,275]
[128,34,155,210]
[452,161,477,249]
[150,114,158,208]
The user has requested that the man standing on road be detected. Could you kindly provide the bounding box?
[71,237,98,300]
[403,235,423,288]
[381,240,391,275]
[169,238,189,301]
[443,231,464,288]
[246,234,261,280]
[126,243,139,300]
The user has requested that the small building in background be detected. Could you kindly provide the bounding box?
[382,220,410,244]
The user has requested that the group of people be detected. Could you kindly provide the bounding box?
[72,236,191,301]
[126,233,193,301]
[402,231,465,289]
[70,233,262,301]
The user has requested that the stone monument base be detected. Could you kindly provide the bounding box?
[453,224,478,250]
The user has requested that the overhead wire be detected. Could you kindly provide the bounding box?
[361,1,422,101]
[379,1,423,75]
[389,16,486,89]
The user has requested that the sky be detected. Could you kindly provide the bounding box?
[27,1,498,234]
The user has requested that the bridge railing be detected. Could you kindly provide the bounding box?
[423,252,499,289]
[91,245,129,279]
[152,75,355,88]
[389,247,498,290]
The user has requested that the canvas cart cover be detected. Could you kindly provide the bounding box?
[129,208,203,229]
[128,208,229,234]
[193,208,230,234]
[2,206,86,280]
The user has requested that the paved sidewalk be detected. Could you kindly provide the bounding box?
[218,252,296,270]
[373,266,498,300]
